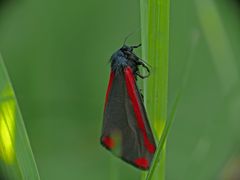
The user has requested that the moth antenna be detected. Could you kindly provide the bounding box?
[123,28,141,45]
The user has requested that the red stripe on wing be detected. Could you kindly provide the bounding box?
[102,136,115,149]
[134,157,149,169]
[124,67,155,154]
[104,71,115,110]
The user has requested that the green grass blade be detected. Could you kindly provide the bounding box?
[0,54,40,180]
[146,29,199,180]
[146,92,181,180]
[147,0,170,137]
[141,0,170,179]
[140,0,148,62]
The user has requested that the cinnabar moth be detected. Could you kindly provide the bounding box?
[100,43,156,170]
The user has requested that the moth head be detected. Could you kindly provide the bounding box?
[121,44,141,55]
[121,45,133,53]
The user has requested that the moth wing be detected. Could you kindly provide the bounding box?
[101,68,156,170]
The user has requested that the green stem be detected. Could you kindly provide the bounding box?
[146,92,181,180]
[141,0,170,179]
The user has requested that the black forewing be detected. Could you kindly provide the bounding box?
[101,69,156,170]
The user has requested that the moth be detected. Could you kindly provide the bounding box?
[100,43,156,170]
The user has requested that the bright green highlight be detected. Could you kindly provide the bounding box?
[0,85,16,164]
[0,54,40,180]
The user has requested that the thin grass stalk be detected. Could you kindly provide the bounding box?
[146,92,180,180]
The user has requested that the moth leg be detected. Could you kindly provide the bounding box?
[131,43,142,49]
[139,89,144,100]
[134,59,150,79]
[136,71,149,79]
[136,72,145,79]
[141,63,150,77]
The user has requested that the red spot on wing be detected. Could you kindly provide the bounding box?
[134,158,149,169]
[102,136,115,149]
[104,71,115,110]
[124,67,156,154]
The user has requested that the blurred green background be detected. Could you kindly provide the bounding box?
[0,0,240,179]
